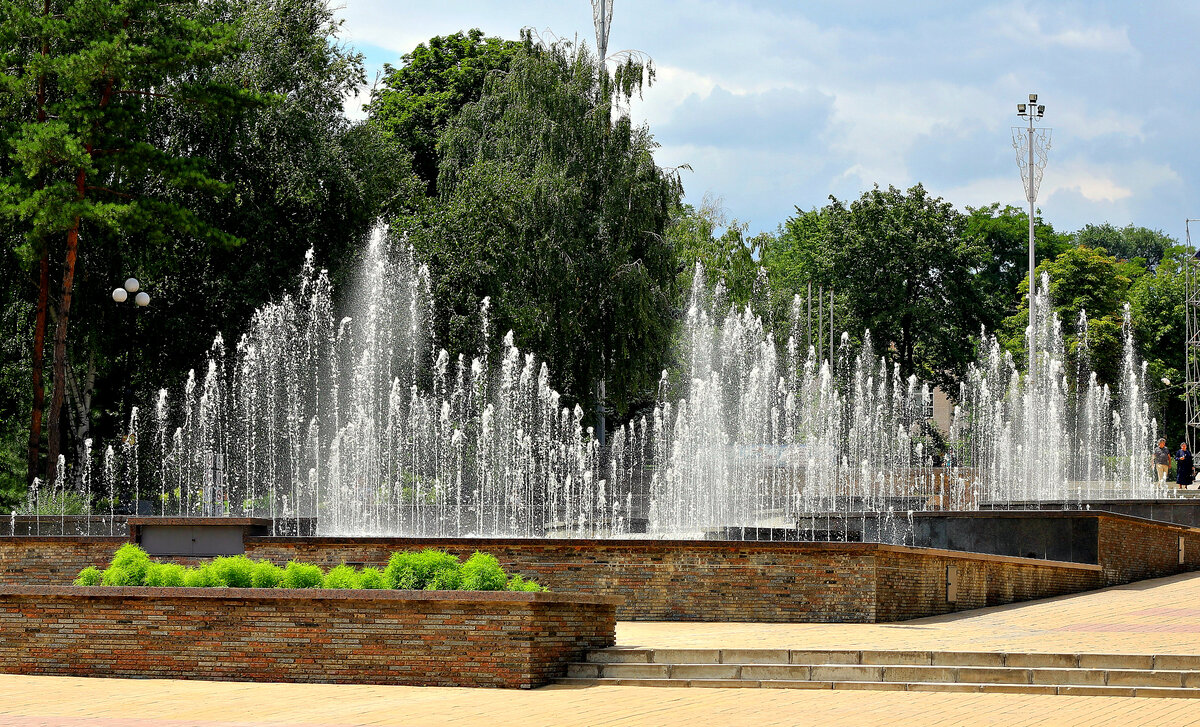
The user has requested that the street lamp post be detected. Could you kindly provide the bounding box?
[1014,94,1050,384]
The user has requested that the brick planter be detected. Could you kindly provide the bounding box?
[0,586,619,688]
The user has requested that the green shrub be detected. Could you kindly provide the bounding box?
[250,560,284,588]
[505,575,547,592]
[210,556,256,588]
[460,552,507,591]
[356,567,386,589]
[107,543,151,585]
[183,564,228,588]
[144,563,187,587]
[323,564,358,589]
[100,565,137,586]
[74,566,103,586]
[281,561,324,588]
[384,551,421,589]
[426,562,462,590]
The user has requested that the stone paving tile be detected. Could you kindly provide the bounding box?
[5,674,1200,727]
[616,571,1200,656]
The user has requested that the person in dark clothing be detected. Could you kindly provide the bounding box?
[1175,442,1194,490]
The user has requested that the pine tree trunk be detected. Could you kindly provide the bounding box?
[26,0,51,484]
[27,246,49,483]
[44,199,82,486]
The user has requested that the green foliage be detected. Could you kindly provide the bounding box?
[459,552,507,591]
[1003,244,1133,384]
[322,563,358,589]
[106,543,151,585]
[386,549,463,590]
[818,184,988,392]
[1074,223,1179,269]
[667,199,765,309]
[963,204,1071,329]
[249,559,284,588]
[73,566,102,586]
[505,574,546,592]
[183,564,228,588]
[210,556,256,588]
[144,562,186,587]
[366,29,522,195]
[16,487,88,515]
[1129,253,1187,444]
[355,567,386,590]
[100,566,138,587]
[399,32,679,417]
[280,560,324,589]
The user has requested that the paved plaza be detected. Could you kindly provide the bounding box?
[3,572,1200,727]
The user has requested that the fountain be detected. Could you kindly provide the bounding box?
[39,227,1169,540]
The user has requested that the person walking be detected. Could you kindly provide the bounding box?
[1175,441,1194,491]
[1153,438,1172,484]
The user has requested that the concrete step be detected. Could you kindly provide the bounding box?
[584,647,1200,671]
[568,661,1200,689]
[556,677,1200,699]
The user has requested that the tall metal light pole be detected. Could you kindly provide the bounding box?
[1013,94,1051,383]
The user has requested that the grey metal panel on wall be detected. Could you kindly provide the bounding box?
[140,525,245,556]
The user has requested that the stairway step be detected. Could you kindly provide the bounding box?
[582,647,1200,671]
[571,661,1200,689]
[555,677,1200,699]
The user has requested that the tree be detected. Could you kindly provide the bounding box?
[963,203,1071,331]
[1129,250,1187,445]
[398,33,680,417]
[819,184,988,392]
[365,29,522,196]
[0,0,262,485]
[666,198,765,309]
[1003,244,1134,385]
[1074,223,1179,269]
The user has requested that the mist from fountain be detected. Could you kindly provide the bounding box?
[59,229,1161,538]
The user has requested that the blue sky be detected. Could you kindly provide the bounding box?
[336,1,1199,239]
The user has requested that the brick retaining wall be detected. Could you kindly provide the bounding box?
[0,586,617,688]
[1,511,1197,624]
[0,537,123,585]
[241,537,1106,623]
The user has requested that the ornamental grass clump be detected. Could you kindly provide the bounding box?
[250,560,284,588]
[102,543,152,585]
[144,562,187,587]
[210,556,256,588]
[356,567,386,589]
[281,561,324,588]
[505,574,547,592]
[74,566,102,586]
[74,547,547,592]
[385,548,460,590]
[460,552,507,591]
[323,564,358,589]
[183,564,227,588]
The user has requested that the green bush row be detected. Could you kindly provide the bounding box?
[74,544,547,592]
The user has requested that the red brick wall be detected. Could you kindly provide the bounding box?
[0,586,616,688]
[242,538,1111,623]
[0,537,123,585]
[874,548,1103,622]
[1097,515,1200,583]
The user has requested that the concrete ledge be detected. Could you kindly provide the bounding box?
[0,584,621,606]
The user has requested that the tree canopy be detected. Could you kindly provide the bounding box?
[393,33,679,417]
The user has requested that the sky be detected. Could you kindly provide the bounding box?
[335,1,1200,240]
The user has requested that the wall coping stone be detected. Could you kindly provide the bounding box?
[0,535,126,543]
[127,517,273,527]
[0,584,623,605]
[801,509,1200,533]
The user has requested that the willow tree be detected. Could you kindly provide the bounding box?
[0,0,257,485]
[400,33,680,418]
